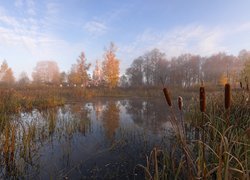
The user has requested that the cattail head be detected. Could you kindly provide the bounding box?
[240,81,243,89]
[163,87,172,107]
[178,96,183,111]
[200,86,206,112]
[225,83,231,110]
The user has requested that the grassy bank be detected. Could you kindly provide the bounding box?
[0,88,64,114]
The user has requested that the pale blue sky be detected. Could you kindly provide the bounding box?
[1,0,250,78]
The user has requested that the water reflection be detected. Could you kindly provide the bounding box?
[0,98,172,179]
[102,101,120,141]
[126,99,169,134]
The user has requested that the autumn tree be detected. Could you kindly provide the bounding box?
[68,64,80,85]
[68,52,91,86]
[76,52,91,86]
[32,61,60,84]
[0,60,15,85]
[92,60,103,86]
[102,42,120,88]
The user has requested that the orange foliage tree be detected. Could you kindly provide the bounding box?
[102,42,120,88]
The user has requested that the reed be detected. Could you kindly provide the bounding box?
[178,96,183,111]
[141,83,250,179]
[10,125,16,162]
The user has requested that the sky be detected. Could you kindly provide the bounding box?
[1,0,250,78]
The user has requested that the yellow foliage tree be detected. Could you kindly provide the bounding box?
[68,52,91,86]
[102,42,120,88]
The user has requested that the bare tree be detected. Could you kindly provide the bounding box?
[126,56,144,87]
[18,71,30,85]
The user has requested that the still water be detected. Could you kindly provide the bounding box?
[1,98,175,179]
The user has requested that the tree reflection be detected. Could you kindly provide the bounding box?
[93,101,103,121]
[102,101,120,141]
[62,104,91,136]
[48,109,57,135]
[126,99,168,134]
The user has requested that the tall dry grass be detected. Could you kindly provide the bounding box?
[138,83,250,179]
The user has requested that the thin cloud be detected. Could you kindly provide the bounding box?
[234,22,250,33]
[84,20,108,36]
[14,0,36,16]
[26,0,36,16]
[14,0,24,8]
[119,24,226,60]
[46,2,60,15]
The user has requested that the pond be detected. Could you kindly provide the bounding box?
[1,98,177,179]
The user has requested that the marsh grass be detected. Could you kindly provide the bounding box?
[138,85,250,179]
[0,88,65,116]
[0,105,94,179]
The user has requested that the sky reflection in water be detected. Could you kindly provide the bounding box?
[3,98,175,179]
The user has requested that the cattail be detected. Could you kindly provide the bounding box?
[240,81,243,89]
[200,86,206,112]
[225,83,231,109]
[178,96,183,111]
[163,87,172,107]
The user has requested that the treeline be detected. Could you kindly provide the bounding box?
[0,42,120,89]
[122,49,250,88]
[1,43,250,89]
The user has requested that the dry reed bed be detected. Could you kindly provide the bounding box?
[0,89,65,115]
[0,106,92,179]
